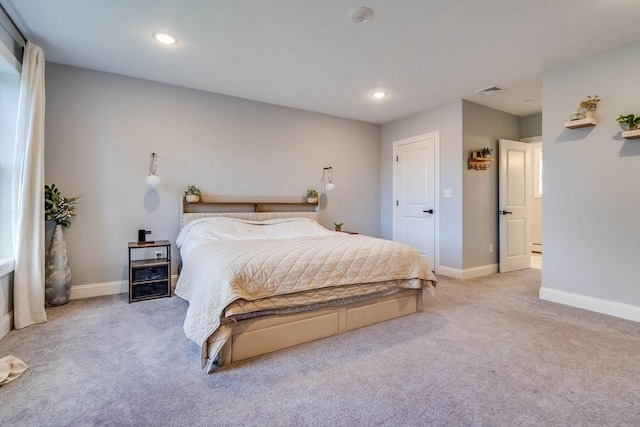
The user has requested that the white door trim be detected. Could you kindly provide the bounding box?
[392,131,440,274]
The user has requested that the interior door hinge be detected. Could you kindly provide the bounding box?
[396,200,399,206]
[396,156,398,162]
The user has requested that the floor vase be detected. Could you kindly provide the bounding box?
[45,224,72,306]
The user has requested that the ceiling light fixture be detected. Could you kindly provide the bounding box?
[372,91,387,99]
[348,7,374,23]
[154,33,176,45]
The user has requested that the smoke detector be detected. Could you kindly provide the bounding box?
[348,7,374,23]
[474,85,508,96]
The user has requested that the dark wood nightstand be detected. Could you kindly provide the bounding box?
[128,240,171,303]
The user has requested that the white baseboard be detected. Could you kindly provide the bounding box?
[1,310,13,339]
[69,280,128,300]
[70,275,179,300]
[437,264,499,280]
[539,287,640,322]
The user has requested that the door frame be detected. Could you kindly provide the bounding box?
[392,131,440,273]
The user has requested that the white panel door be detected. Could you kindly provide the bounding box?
[394,134,437,270]
[499,139,531,272]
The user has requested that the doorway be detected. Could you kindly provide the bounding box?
[523,136,542,270]
[392,132,440,272]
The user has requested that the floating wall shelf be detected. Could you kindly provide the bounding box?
[564,118,597,129]
[622,129,640,140]
[468,157,494,170]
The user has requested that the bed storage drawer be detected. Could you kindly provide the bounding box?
[346,294,417,331]
[230,312,339,362]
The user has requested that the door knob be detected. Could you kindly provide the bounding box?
[499,210,513,215]
[423,209,434,214]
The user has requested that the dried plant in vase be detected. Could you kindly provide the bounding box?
[579,95,600,119]
[44,184,80,307]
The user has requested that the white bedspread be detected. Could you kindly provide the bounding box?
[174,218,437,364]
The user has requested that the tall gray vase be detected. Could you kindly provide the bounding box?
[45,224,72,307]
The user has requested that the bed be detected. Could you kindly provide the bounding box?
[175,195,437,372]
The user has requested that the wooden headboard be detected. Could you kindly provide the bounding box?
[180,195,319,229]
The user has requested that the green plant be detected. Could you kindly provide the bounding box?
[184,185,202,196]
[333,222,344,228]
[306,189,318,199]
[579,95,600,111]
[481,147,493,157]
[615,114,640,131]
[45,184,79,227]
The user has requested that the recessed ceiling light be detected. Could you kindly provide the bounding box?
[372,91,387,99]
[154,33,176,45]
[348,7,374,23]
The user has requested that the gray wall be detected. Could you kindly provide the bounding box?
[462,101,520,269]
[380,100,463,270]
[542,41,640,306]
[520,113,542,139]
[45,63,381,286]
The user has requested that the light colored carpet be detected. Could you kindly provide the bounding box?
[1,269,638,426]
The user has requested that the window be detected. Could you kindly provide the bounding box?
[0,35,21,264]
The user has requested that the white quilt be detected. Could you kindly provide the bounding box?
[174,218,437,365]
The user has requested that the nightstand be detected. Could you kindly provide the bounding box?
[128,240,171,303]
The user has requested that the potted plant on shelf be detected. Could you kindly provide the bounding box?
[579,95,600,119]
[480,147,493,158]
[615,114,640,131]
[184,185,202,203]
[616,113,640,140]
[333,222,344,232]
[44,184,79,307]
[306,189,318,204]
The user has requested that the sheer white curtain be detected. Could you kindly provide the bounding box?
[12,41,47,329]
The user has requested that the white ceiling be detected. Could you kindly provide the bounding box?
[3,0,639,124]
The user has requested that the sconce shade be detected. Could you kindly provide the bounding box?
[325,182,335,192]
[146,174,161,188]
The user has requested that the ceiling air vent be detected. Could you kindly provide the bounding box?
[474,85,508,96]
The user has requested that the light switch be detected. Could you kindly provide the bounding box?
[443,189,452,198]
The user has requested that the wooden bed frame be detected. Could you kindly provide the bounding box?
[180,195,425,372]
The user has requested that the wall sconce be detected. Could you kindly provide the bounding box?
[322,167,335,193]
[146,152,161,188]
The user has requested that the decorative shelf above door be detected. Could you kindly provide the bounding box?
[468,157,494,170]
